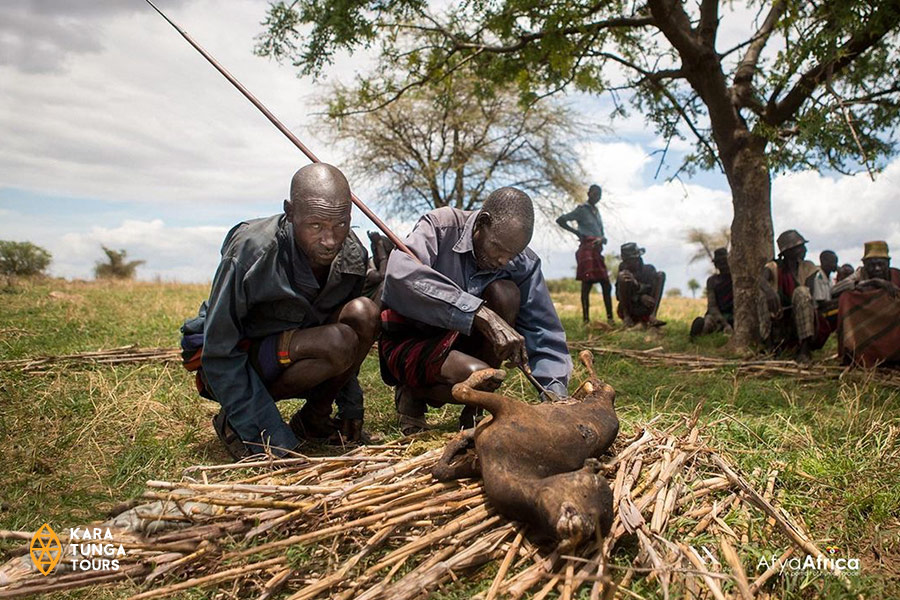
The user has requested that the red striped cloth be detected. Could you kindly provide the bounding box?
[378,309,460,387]
[575,237,608,282]
[838,288,900,367]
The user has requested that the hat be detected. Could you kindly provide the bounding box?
[862,240,890,260]
[588,184,602,194]
[713,247,728,261]
[620,242,645,259]
[776,229,808,255]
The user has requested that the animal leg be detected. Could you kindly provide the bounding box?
[451,369,512,416]
[432,429,480,481]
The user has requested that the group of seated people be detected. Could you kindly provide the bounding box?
[690,229,899,366]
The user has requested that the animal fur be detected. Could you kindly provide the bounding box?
[432,351,619,547]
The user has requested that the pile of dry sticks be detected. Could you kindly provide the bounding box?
[0,345,180,373]
[0,414,855,600]
[575,343,900,389]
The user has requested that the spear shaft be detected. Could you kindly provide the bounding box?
[144,0,412,257]
[144,0,551,399]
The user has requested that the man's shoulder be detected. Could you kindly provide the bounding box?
[222,214,284,261]
[424,206,470,228]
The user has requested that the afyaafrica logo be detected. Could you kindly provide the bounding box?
[29,524,127,576]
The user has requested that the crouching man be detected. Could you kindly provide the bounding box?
[379,187,572,434]
[181,164,379,458]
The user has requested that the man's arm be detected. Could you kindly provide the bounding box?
[514,259,572,398]
[382,214,484,334]
[202,257,298,453]
[555,207,584,240]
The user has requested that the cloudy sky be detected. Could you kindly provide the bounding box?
[1,0,898,294]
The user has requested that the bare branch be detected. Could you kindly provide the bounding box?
[733,0,786,113]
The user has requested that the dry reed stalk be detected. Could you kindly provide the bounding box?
[484,525,526,600]
[749,548,792,594]
[126,557,286,600]
[256,566,293,600]
[718,536,752,600]
[678,543,727,600]
[225,490,479,561]
[0,564,150,599]
[285,526,395,600]
[146,480,343,496]
[690,493,738,536]
[140,491,311,511]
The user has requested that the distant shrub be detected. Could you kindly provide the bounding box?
[0,240,52,276]
[666,288,683,298]
[545,278,582,294]
[94,246,145,280]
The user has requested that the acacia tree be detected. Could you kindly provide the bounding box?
[686,226,731,265]
[320,74,588,219]
[258,0,900,348]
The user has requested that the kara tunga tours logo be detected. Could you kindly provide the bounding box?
[30,524,127,575]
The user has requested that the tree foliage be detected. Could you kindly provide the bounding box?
[0,241,51,277]
[687,278,701,298]
[257,0,900,348]
[685,226,731,265]
[94,246,145,280]
[320,74,589,219]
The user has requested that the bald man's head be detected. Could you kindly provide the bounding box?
[284,163,352,269]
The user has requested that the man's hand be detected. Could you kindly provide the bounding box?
[473,306,528,367]
[860,278,900,299]
[763,287,781,316]
[618,270,636,285]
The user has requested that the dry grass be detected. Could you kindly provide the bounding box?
[0,278,898,599]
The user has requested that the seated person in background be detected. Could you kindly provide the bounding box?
[833,241,900,366]
[616,242,666,327]
[818,249,841,328]
[758,229,832,365]
[556,184,614,324]
[180,163,379,458]
[836,263,856,282]
[380,187,572,434]
[819,250,839,288]
[690,247,733,338]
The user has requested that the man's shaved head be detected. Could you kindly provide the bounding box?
[472,187,535,271]
[289,163,351,210]
[284,163,353,269]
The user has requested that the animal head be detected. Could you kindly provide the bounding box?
[537,466,614,549]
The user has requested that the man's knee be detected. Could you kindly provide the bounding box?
[319,323,358,372]
[339,297,380,342]
[483,279,520,324]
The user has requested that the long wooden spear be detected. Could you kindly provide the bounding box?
[143,0,552,399]
[143,0,412,256]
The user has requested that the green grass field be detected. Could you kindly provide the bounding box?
[1,278,898,599]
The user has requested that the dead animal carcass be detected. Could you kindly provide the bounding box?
[433,351,619,547]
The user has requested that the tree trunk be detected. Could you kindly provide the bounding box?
[722,137,773,350]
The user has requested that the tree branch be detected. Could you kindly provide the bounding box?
[733,0,785,113]
[698,0,720,47]
[767,0,900,126]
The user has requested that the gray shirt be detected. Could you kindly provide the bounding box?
[382,207,572,396]
[190,214,368,452]
[558,202,605,238]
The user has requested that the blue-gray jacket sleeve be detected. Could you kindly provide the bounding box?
[201,257,299,453]
[382,215,484,334]
[516,258,572,397]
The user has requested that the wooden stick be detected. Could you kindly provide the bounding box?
[484,524,526,600]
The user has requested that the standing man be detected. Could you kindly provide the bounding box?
[616,242,666,327]
[381,187,572,434]
[556,184,614,324]
[181,163,379,458]
[758,229,832,365]
[690,247,733,338]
